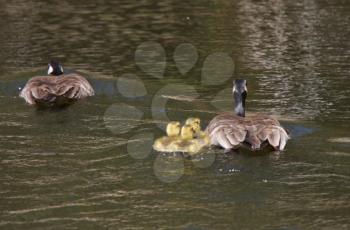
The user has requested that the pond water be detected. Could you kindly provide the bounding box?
[1,0,350,229]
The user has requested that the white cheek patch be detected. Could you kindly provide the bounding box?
[232,84,247,93]
[48,65,53,75]
[60,66,64,73]
[232,85,236,93]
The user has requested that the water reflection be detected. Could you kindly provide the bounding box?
[236,0,350,121]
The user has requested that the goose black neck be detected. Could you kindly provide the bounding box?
[234,91,246,117]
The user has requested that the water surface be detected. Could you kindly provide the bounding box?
[1,0,350,229]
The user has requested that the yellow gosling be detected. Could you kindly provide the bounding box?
[185,117,201,135]
[153,119,210,154]
[185,117,210,145]
[169,125,197,153]
[153,122,181,152]
[180,124,195,140]
[166,121,181,137]
[170,124,210,154]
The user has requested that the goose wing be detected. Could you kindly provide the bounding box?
[19,74,94,105]
[256,125,289,150]
[248,115,289,150]
[54,74,94,99]
[19,76,55,105]
[206,113,289,151]
[206,113,247,149]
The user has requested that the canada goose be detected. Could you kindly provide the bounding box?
[205,79,289,151]
[185,117,210,144]
[169,124,209,154]
[153,121,210,154]
[185,117,201,136]
[153,121,182,152]
[19,60,94,107]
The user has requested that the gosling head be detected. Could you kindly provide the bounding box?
[180,124,195,140]
[48,60,64,76]
[185,117,201,133]
[166,121,181,137]
[233,79,247,117]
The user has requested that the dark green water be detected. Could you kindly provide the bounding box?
[1,0,350,229]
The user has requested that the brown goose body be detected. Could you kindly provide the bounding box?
[205,80,289,151]
[20,62,94,106]
[205,112,289,151]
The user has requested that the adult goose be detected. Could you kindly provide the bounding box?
[20,60,94,107]
[205,79,289,151]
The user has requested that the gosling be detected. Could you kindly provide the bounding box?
[153,121,181,152]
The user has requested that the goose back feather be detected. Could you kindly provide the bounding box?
[20,73,94,106]
[206,113,289,151]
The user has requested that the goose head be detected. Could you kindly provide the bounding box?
[180,124,195,140]
[166,121,181,137]
[233,79,247,117]
[48,60,64,76]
